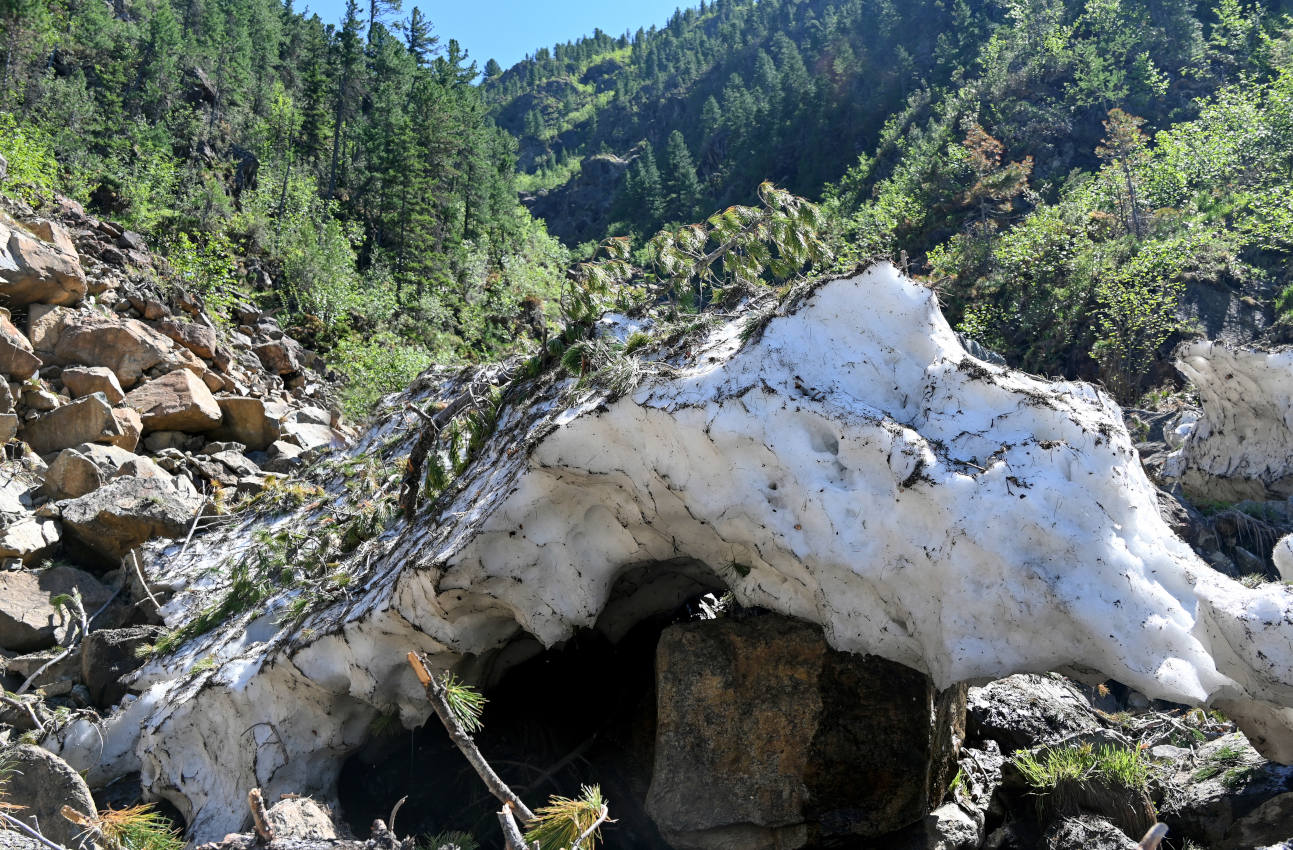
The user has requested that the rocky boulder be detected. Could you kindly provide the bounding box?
[0,566,114,651]
[80,625,163,707]
[966,674,1111,754]
[0,311,40,379]
[0,218,87,307]
[156,319,217,360]
[124,369,221,432]
[61,364,125,404]
[211,396,280,451]
[0,744,98,849]
[52,312,174,388]
[20,392,122,456]
[60,476,205,563]
[646,615,965,850]
[0,516,60,564]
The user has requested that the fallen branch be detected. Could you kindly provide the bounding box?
[496,803,532,850]
[406,652,535,823]
[132,550,164,614]
[569,805,610,850]
[0,811,72,850]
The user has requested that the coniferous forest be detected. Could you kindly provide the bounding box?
[3,0,1293,411]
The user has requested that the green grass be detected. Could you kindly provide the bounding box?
[1192,742,1248,782]
[1014,743,1149,792]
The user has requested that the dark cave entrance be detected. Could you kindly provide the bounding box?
[336,558,728,850]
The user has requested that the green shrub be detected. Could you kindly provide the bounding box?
[332,332,435,421]
[0,112,59,204]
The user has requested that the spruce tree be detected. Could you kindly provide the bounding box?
[662,130,700,222]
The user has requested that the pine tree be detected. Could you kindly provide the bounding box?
[662,130,700,221]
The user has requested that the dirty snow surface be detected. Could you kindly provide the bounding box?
[58,264,1293,839]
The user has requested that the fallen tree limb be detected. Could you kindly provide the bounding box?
[406,652,535,824]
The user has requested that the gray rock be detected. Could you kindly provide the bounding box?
[266,797,339,840]
[1226,792,1293,850]
[59,476,205,564]
[1160,732,1293,848]
[1042,815,1139,850]
[0,744,97,849]
[80,625,162,708]
[0,566,113,652]
[0,516,60,564]
[967,674,1107,754]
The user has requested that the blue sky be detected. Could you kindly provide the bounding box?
[299,1,690,72]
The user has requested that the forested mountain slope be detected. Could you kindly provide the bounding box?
[0,0,568,416]
[486,0,1288,248]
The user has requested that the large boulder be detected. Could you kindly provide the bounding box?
[211,396,280,451]
[61,365,125,404]
[1159,732,1293,848]
[60,476,205,563]
[20,392,122,456]
[52,313,174,388]
[254,338,302,375]
[0,219,87,307]
[646,615,965,850]
[0,566,113,652]
[0,744,97,849]
[125,369,222,433]
[41,443,140,500]
[155,319,217,360]
[0,311,40,379]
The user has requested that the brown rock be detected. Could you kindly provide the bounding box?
[41,447,106,499]
[19,392,122,455]
[0,412,16,442]
[52,312,174,388]
[1,744,98,849]
[107,406,143,451]
[61,364,125,403]
[212,396,280,451]
[646,615,966,850]
[26,303,70,356]
[0,220,87,307]
[282,420,345,451]
[25,219,77,255]
[125,369,222,433]
[156,319,217,359]
[60,476,205,563]
[0,566,113,651]
[0,380,12,413]
[0,312,40,379]
[254,338,302,374]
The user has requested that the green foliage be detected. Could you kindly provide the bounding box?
[97,804,185,850]
[1014,743,1150,794]
[441,674,487,734]
[419,832,479,850]
[0,112,57,203]
[332,333,435,420]
[1191,742,1247,781]
[524,785,608,850]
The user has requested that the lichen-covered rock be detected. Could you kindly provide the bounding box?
[59,265,1293,840]
[60,476,205,563]
[646,615,964,850]
[0,744,97,849]
[1041,815,1139,850]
